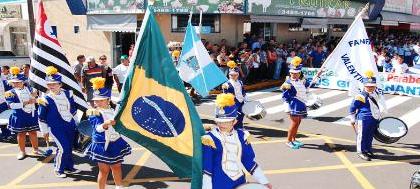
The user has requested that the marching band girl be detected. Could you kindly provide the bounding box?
[202,93,272,189]
[280,57,310,149]
[0,70,12,141]
[84,77,131,189]
[222,61,248,129]
[5,67,40,160]
[349,70,382,161]
[37,66,78,177]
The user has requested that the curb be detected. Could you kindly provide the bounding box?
[209,80,283,95]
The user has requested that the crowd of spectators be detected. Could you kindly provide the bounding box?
[170,31,420,85]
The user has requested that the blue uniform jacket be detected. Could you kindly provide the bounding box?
[38,90,77,128]
[281,78,310,103]
[202,129,258,189]
[349,91,378,121]
[86,110,106,143]
[224,80,246,104]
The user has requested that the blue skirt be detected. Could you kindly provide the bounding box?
[85,138,131,165]
[287,98,307,117]
[8,110,39,133]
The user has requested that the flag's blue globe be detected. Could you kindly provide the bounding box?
[131,95,185,137]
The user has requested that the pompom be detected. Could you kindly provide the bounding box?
[227,61,236,69]
[90,77,105,90]
[10,67,20,76]
[215,93,235,108]
[364,70,374,78]
[172,50,180,58]
[291,57,302,67]
[45,66,58,76]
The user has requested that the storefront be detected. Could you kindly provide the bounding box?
[0,3,31,56]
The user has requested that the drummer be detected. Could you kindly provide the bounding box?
[280,57,311,149]
[202,93,272,189]
[349,70,382,161]
[222,61,248,129]
[37,66,78,178]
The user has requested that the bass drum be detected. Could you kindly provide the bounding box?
[242,101,266,121]
[374,117,408,144]
[236,183,268,189]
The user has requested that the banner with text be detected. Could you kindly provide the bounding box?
[87,0,145,14]
[152,0,244,13]
[303,67,420,97]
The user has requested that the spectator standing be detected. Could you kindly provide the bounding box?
[392,55,409,74]
[73,55,85,85]
[259,46,268,80]
[217,48,229,77]
[247,48,261,83]
[113,55,130,92]
[267,46,277,79]
[81,57,106,105]
[98,55,114,91]
[309,46,327,68]
[252,37,263,51]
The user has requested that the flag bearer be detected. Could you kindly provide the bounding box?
[201,93,272,189]
[5,67,41,160]
[349,70,382,161]
[280,57,310,149]
[222,61,247,129]
[84,77,131,189]
[38,66,78,178]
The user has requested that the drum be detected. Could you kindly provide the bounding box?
[374,117,408,144]
[0,110,12,126]
[410,169,420,189]
[77,120,93,137]
[306,93,322,110]
[236,183,268,189]
[242,101,266,121]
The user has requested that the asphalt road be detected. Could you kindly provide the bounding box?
[0,88,419,189]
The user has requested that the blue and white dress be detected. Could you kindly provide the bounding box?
[281,77,310,117]
[5,87,39,133]
[202,128,269,189]
[223,79,247,129]
[349,91,381,153]
[84,108,131,164]
[38,90,77,173]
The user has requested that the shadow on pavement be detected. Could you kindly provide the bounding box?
[244,125,306,139]
[312,116,344,122]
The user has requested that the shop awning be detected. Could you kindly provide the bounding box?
[250,15,300,23]
[87,14,136,32]
[301,18,353,28]
[381,11,420,24]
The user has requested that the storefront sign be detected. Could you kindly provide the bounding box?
[87,0,145,14]
[152,0,244,13]
[0,5,21,19]
[383,0,413,14]
[248,0,365,18]
[302,67,420,97]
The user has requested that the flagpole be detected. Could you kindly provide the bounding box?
[310,3,370,85]
[199,9,203,35]
[190,22,210,95]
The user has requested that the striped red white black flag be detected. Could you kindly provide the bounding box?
[29,0,88,111]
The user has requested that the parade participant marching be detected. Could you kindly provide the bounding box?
[202,93,272,189]
[37,66,78,178]
[0,69,12,142]
[5,67,41,160]
[280,57,310,149]
[84,77,131,189]
[349,70,382,161]
[222,61,247,129]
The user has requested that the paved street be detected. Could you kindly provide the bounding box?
[1,88,420,189]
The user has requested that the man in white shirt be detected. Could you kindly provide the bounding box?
[413,42,420,54]
[113,55,130,92]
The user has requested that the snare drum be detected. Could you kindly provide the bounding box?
[236,183,268,189]
[306,93,322,110]
[77,120,93,137]
[0,109,12,126]
[242,101,266,121]
[374,117,408,144]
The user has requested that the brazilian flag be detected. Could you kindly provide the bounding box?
[114,7,204,188]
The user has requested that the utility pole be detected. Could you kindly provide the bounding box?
[27,0,35,43]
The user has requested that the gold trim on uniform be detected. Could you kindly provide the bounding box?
[202,135,216,149]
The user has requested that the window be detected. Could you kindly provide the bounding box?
[171,14,220,33]
[288,23,308,32]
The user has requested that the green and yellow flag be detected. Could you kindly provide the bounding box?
[114,7,204,188]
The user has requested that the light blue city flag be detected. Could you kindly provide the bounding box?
[178,21,227,97]
[114,7,204,189]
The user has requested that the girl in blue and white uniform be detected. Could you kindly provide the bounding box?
[5,67,40,159]
[38,66,78,178]
[84,77,131,189]
[280,57,311,149]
